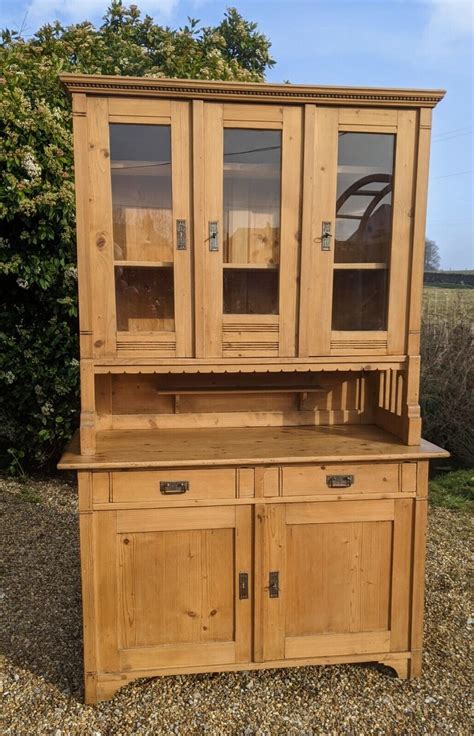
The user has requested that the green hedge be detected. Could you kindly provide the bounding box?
[0,3,274,474]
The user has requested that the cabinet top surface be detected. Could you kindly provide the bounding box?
[58,425,449,470]
[60,73,445,108]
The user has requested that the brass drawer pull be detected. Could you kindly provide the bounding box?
[160,481,189,495]
[326,474,354,489]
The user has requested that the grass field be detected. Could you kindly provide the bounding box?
[423,285,474,320]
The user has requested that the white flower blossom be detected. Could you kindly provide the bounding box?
[22,152,42,179]
[4,371,15,384]
[16,277,29,289]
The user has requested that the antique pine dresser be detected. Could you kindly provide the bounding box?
[58,74,448,703]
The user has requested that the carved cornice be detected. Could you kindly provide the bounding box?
[60,74,446,109]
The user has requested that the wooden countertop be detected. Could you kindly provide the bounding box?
[58,425,449,470]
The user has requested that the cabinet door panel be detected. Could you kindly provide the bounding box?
[94,505,252,673]
[198,103,302,357]
[256,500,413,662]
[87,97,192,359]
[299,107,417,357]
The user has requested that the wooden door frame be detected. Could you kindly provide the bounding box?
[255,499,414,662]
[92,505,252,673]
[86,96,193,360]
[299,107,417,357]
[195,102,303,358]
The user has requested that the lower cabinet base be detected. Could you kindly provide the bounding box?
[85,651,420,704]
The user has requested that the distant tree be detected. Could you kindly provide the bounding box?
[425,238,441,271]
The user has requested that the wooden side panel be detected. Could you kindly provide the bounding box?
[279,107,302,356]
[94,511,119,671]
[390,498,414,651]
[171,101,194,357]
[72,96,96,453]
[254,504,286,661]
[299,106,339,356]
[387,110,417,355]
[408,108,432,355]
[79,511,97,675]
[195,103,223,357]
[87,96,116,357]
[411,497,428,665]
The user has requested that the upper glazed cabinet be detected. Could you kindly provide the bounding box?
[82,93,424,363]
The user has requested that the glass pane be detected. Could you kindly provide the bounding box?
[115,266,174,332]
[110,124,172,262]
[223,129,281,266]
[332,270,387,330]
[335,133,394,263]
[223,269,279,314]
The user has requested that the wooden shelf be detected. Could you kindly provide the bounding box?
[115,261,173,268]
[58,424,449,470]
[156,385,327,396]
[333,263,388,270]
[223,263,279,270]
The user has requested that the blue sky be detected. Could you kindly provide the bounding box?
[2,0,473,269]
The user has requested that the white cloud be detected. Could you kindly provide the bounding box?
[421,0,474,56]
[21,0,178,29]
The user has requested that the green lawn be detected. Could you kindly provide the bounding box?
[429,469,474,512]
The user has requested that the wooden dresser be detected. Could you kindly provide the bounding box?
[58,74,448,703]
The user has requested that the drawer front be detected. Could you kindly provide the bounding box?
[111,468,237,503]
[281,463,401,496]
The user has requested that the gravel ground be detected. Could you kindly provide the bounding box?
[1,476,472,735]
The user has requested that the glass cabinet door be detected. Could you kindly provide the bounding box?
[111,123,176,334]
[223,128,281,316]
[197,104,302,358]
[299,107,417,357]
[87,99,192,359]
[332,132,394,332]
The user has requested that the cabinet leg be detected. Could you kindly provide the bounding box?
[84,674,98,705]
[408,651,423,679]
[382,657,409,679]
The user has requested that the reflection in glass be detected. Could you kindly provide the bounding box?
[223,129,281,266]
[335,133,394,263]
[115,266,174,332]
[110,124,172,262]
[223,269,279,314]
[332,270,387,331]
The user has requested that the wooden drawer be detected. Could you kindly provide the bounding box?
[110,468,238,503]
[279,463,411,497]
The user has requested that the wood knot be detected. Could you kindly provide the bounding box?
[187,610,197,618]
[94,340,104,348]
[96,235,107,249]
[102,148,110,158]
[123,538,130,545]
[210,609,217,617]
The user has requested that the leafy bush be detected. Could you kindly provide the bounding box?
[0,2,274,474]
[421,290,474,466]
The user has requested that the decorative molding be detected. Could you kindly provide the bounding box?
[60,74,446,109]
